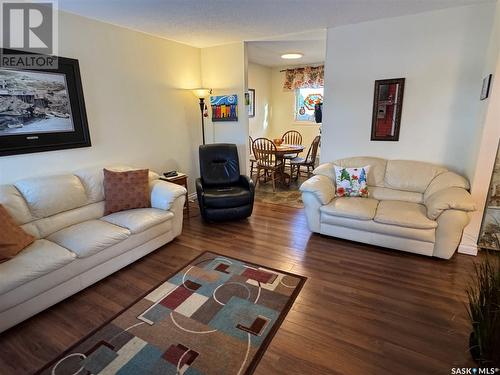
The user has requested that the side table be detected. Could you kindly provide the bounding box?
[160,173,189,215]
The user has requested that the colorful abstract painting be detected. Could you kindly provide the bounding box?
[38,252,306,375]
[210,95,238,122]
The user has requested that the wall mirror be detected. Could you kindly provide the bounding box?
[371,78,405,141]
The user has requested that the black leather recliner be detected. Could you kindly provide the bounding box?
[196,143,255,222]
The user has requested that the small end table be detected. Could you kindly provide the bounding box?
[160,173,189,215]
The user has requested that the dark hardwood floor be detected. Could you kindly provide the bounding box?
[0,201,479,375]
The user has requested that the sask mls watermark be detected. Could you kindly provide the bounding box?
[0,0,58,68]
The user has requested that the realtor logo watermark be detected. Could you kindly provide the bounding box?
[0,0,58,68]
[451,368,500,374]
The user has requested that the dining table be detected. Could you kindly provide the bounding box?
[274,143,305,157]
[273,143,305,185]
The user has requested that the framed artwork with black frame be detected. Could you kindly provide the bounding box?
[370,77,405,141]
[247,88,255,118]
[0,49,90,156]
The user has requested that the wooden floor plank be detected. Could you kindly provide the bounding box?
[0,201,478,374]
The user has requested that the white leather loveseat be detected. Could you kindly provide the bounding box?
[0,166,186,333]
[300,157,476,259]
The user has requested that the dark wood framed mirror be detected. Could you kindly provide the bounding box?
[371,78,405,141]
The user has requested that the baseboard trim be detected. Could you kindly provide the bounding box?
[458,243,478,256]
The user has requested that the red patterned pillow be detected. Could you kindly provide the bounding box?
[0,204,35,263]
[103,169,150,215]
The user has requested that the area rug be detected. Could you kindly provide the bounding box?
[254,175,308,209]
[37,251,306,375]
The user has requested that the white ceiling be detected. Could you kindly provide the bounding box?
[58,0,490,48]
[247,30,326,67]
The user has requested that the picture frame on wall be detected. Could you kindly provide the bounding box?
[480,74,492,100]
[0,49,90,156]
[247,89,255,118]
[370,78,405,141]
[210,94,238,122]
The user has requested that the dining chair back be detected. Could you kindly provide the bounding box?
[252,137,283,191]
[249,136,256,177]
[253,138,278,168]
[282,130,302,146]
[307,135,321,164]
[290,135,321,180]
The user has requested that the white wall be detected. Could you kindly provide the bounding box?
[248,63,271,140]
[322,4,495,178]
[460,1,500,255]
[0,11,202,192]
[201,42,249,172]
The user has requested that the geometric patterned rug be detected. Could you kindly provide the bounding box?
[37,251,306,375]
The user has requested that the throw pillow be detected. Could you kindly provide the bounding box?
[0,204,35,263]
[334,165,369,197]
[103,168,150,215]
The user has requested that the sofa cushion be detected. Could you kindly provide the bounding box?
[103,169,150,215]
[33,202,105,239]
[369,186,423,204]
[321,215,436,243]
[0,204,36,263]
[374,201,437,229]
[101,208,174,234]
[384,160,447,193]
[0,185,33,225]
[14,174,88,219]
[320,197,379,221]
[47,220,130,258]
[0,239,76,295]
[203,186,252,209]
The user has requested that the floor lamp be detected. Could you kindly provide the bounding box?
[192,89,212,145]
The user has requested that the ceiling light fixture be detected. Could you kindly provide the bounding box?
[281,53,303,60]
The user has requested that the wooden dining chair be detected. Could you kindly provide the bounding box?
[282,130,302,146]
[281,130,303,167]
[252,137,283,192]
[249,136,257,177]
[290,135,321,180]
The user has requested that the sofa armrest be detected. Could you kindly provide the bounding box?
[299,175,335,205]
[150,179,187,211]
[423,171,470,200]
[239,175,255,194]
[424,187,476,220]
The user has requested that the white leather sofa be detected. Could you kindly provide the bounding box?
[300,157,476,259]
[0,166,186,333]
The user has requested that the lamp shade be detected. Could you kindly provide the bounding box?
[192,88,212,98]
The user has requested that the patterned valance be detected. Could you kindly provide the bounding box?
[283,65,324,90]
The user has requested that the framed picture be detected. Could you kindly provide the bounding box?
[480,74,492,100]
[0,49,90,156]
[247,89,255,118]
[210,94,238,122]
[371,78,405,141]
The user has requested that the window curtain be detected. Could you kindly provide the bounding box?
[283,65,324,90]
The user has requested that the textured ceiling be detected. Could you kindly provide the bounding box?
[247,30,326,67]
[58,0,490,48]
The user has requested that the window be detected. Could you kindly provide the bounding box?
[295,87,323,122]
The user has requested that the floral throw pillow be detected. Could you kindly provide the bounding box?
[334,165,369,198]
